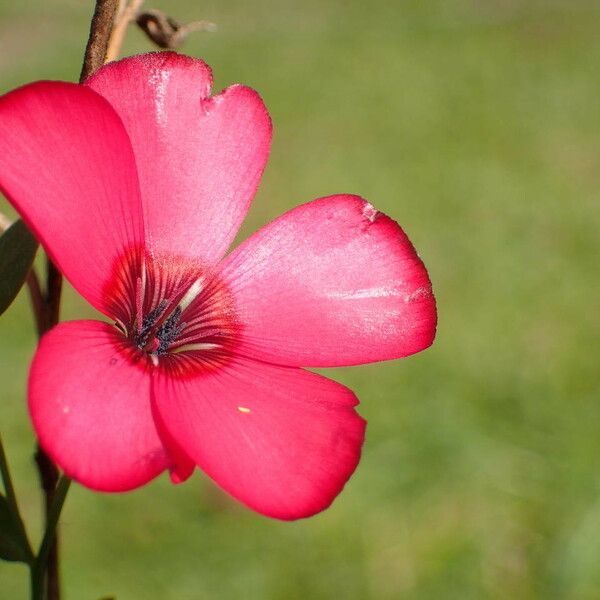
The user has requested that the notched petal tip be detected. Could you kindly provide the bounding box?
[198,84,273,153]
[86,51,272,264]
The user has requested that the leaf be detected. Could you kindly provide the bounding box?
[0,219,38,316]
[0,493,30,563]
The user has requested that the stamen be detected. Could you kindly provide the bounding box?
[171,342,220,354]
[177,277,204,312]
[114,319,128,336]
[171,328,224,348]
[133,256,147,332]
[135,276,144,333]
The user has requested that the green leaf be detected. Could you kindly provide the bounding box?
[0,493,30,562]
[0,219,38,316]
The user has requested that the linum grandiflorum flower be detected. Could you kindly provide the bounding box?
[0,52,436,519]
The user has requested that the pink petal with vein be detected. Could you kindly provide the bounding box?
[153,356,365,520]
[29,321,168,491]
[0,82,144,315]
[86,52,272,263]
[220,195,437,367]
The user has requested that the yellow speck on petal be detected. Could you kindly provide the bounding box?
[237,406,251,414]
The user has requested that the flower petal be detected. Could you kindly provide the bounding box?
[86,52,272,263]
[152,357,365,520]
[29,320,169,492]
[0,82,144,315]
[220,195,437,367]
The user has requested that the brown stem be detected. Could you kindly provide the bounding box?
[35,2,120,599]
[43,257,63,333]
[79,0,120,82]
[34,447,60,599]
[26,270,45,338]
[36,259,64,598]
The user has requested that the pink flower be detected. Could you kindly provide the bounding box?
[0,53,436,519]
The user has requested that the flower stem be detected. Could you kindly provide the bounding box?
[33,259,65,600]
[33,446,60,599]
[80,0,121,82]
[31,477,71,600]
[26,270,45,338]
[43,257,63,333]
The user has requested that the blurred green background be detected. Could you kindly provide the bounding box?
[1,0,600,598]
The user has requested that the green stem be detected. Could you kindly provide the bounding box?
[0,433,34,564]
[31,477,71,600]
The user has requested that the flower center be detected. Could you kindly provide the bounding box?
[133,302,183,356]
[106,248,238,371]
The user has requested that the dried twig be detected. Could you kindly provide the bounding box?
[136,9,216,50]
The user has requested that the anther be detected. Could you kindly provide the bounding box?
[134,299,168,350]
[155,306,183,355]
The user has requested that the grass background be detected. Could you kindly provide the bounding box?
[1,0,600,598]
